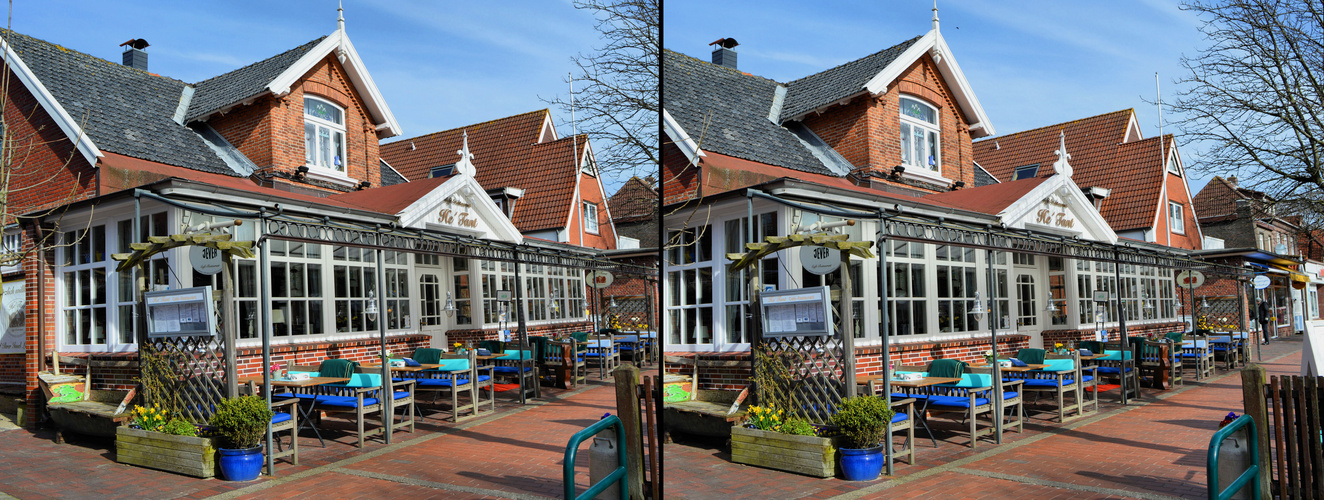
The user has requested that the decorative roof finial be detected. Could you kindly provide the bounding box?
[932,0,940,31]
[1052,129,1073,177]
[337,0,345,32]
[455,130,476,177]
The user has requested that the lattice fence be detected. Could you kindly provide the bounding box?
[140,336,228,424]
[756,304,849,425]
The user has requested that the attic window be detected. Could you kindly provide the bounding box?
[430,165,455,178]
[582,155,598,177]
[1013,164,1039,180]
[1166,154,1181,176]
[899,96,940,173]
[304,97,346,173]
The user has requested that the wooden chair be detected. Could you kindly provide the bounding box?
[289,361,417,448]
[1137,339,1179,389]
[534,336,584,389]
[968,366,1024,435]
[491,344,539,400]
[584,333,621,379]
[1180,332,1214,380]
[241,380,299,467]
[1008,352,1089,422]
[408,349,494,422]
[906,360,998,449]
[868,381,917,467]
[1096,339,1142,400]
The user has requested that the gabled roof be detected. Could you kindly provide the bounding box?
[972,109,1172,232]
[186,37,325,121]
[1,29,236,175]
[1193,176,1262,220]
[330,175,447,214]
[781,36,921,119]
[378,110,587,233]
[609,176,658,223]
[923,176,1049,215]
[662,49,834,176]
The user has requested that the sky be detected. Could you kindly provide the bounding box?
[10,0,641,192]
[663,0,1215,195]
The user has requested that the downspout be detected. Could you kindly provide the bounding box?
[35,221,46,374]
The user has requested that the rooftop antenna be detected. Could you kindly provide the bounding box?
[932,0,940,31]
[1158,72,1168,246]
[570,72,578,169]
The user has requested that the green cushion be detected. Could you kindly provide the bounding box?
[413,348,444,365]
[928,359,966,379]
[318,359,358,379]
[1016,348,1046,365]
[1165,332,1185,343]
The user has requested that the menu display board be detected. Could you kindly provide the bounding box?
[144,286,217,338]
[760,286,832,338]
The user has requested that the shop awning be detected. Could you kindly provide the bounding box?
[1250,262,1310,289]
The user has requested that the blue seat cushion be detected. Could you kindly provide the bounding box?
[1022,378,1075,388]
[926,395,990,408]
[892,393,927,400]
[272,412,292,424]
[492,366,534,374]
[892,412,908,424]
[1002,391,1019,400]
[1096,366,1133,374]
[317,395,379,408]
[410,375,492,388]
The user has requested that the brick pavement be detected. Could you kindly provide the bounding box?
[0,380,625,499]
[663,336,1305,499]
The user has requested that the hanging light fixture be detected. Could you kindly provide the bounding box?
[971,292,987,315]
[1201,298,1210,309]
[609,296,619,309]
[444,291,457,317]
[366,290,379,321]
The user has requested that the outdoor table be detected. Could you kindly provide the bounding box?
[585,340,618,379]
[859,374,962,448]
[239,375,350,447]
[1181,339,1215,380]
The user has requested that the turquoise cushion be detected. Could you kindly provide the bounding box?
[496,350,533,360]
[942,373,992,388]
[433,359,470,371]
[1100,350,1132,361]
[1043,359,1075,371]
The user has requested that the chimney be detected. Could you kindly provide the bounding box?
[120,38,149,71]
[709,38,739,69]
[1227,176,1238,189]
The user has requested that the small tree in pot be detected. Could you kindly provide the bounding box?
[209,396,272,481]
[829,396,894,481]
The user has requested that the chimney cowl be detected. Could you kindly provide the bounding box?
[710,37,739,70]
[120,38,149,71]
[1227,176,1238,188]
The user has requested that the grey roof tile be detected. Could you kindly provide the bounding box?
[186,37,325,121]
[3,29,236,176]
[781,36,922,120]
[662,50,834,176]
[974,163,998,187]
[380,159,406,186]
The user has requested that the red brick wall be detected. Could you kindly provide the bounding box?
[209,55,381,192]
[1162,171,1201,250]
[574,170,618,250]
[661,142,699,206]
[2,67,99,214]
[800,56,974,192]
[20,228,58,428]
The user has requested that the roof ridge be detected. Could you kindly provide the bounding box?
[384,109,549,145]
[974,108,1134,144]
[190,36,326,87]
[783,35,924,87]
[663,48,787,85]
[0,28,190,85]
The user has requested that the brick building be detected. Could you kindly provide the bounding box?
[661,15,1210,390]
[0,17,643,427]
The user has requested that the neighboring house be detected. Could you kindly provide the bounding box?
[609,175,659,248]
[661,12,1189,390]
[973,109,1203,250]
[379,110,619,251]
[1192,176,1307,338]
[0,19,622,427]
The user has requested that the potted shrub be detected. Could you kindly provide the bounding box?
[209,395,273,481]
[116,404,218,478]
[829,396,894,481]
[730,405,837,477]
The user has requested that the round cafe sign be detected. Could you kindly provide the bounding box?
[190,245,224,276]
[800,245,841,275]
[1253,275,1271,290]
[1176,270,1205,289]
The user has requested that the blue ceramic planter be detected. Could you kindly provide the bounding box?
[838,446,885,481]
[217,447,263,481]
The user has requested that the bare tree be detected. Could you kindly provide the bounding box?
[1171,0,1324,225]
[543,0,659,182]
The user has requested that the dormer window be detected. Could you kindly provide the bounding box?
[899,96,940,173]
[429,165,455,178]
[583,202,599,234]
[304,97,346,173]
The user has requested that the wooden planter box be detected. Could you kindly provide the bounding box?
[730,426,836,478]
[116,427,217,478]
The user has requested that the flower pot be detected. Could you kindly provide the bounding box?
[730,426,836,477]
[116,427,217,478]
[838,446,885,481]
[217,447,264,481]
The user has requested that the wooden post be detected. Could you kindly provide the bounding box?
[839,250,856,399]
[1240,364,1272,499]
[221,252,237,400]
[613,364,644,500]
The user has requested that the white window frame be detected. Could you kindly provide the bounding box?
[899,96,941,174]
[303,96,354,185]
[1169,201,1185,234]
[584,202,600,234]
[0,230,20,275]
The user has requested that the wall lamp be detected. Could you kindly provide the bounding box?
[890,165,906,180]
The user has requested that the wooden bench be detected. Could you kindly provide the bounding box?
[40,372,136,444]
[662,356,748,440]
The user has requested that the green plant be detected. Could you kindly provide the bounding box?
[779,418,817,436]
[161,418,199,437]
[747,405,783,432]
[829,396,894,449]
[129,404,169,432]
[209,395,272,449]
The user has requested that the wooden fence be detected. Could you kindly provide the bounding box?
[1241,367,1324,499]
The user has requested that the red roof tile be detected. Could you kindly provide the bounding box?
[922,176,1050,215]
[609,176,658,223]
[972,109,1169,231]
[379,109,586,233]
[329,175,449,214]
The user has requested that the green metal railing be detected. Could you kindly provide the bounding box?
[563,415,628,500]
[1207,415,1260,500]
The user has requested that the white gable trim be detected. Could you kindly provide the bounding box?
[566,141,587,244]
[1123,111,1143,143]
[267,30,402,138]
[537,112,558,143]
[0,38,101,167]
[862,30,995,138]
[395,175,523,243]
[663,108,705,166]
[999,175,1117,244]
